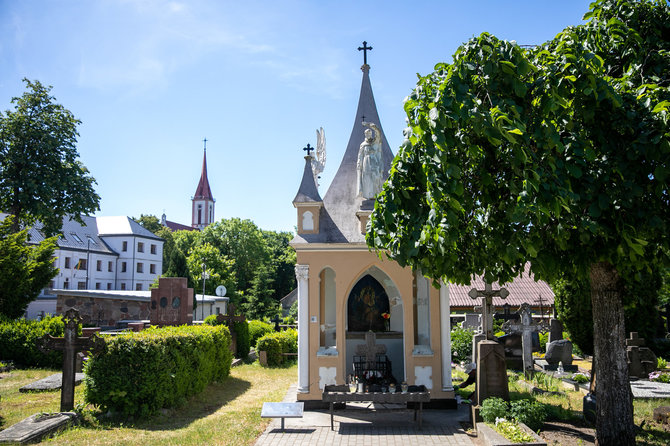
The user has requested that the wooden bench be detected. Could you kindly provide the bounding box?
[260,402,304,432]
[322,385,430,430]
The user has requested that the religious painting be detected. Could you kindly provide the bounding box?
[347,275,390,332]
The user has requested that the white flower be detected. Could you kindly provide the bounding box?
[495,417,507,426]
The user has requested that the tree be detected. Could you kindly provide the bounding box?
[261,229,296,301]
[243,264,278,320]
[133,214,162,234]
[0,217,58,318]
[0,79,100,236]
[368,1,669,444]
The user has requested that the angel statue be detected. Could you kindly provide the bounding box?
[312,127,326,187]
[357,121,383,199]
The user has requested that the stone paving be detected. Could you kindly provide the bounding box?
[254,384,475,446]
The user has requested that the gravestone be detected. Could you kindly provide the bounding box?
[545,340,576,369]
[355,330,387,370]
[475,340,509,406]
[216,303,246,355]
[36,308,104,411]
[548,317,564,344]
[502,303,547,376]
[150,277,193,326]
[463,313,480,330]
[626,332,657,379]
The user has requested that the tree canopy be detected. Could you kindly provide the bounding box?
[0,79,100,236]
[368,1,669,444]
[0,217,58,318]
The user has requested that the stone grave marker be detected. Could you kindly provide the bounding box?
[355,330,387,370]
[548,316,564,344]
[626,332,657,379]
[473,339,509,423]
[36,308,104,411]
[502,303,547,376]
[216,303,246,354]
[150,277,193,326]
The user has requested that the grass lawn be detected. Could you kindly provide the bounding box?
[0,362,297,446]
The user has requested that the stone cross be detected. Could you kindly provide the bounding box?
[215,303,246,326]
[358,41,372,65]
[36,308,105,411]
[270,314,282,332]
[355,331,386,370]
[303,143,314,157]
[502,303,547,376]
[469,282,509,340]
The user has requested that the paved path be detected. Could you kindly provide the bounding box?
[254,384,475,446]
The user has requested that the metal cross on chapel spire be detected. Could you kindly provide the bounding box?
[203,137,208,151]
[303,143,314,157]
[358,41,372,65]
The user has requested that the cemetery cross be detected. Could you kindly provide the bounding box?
[357,41,372,65]
[355,331,387,371]
[502,303,547,376]
[468,282,509,340]
[270,314,282,332]
[303,143,314,157]
[215,303,246,326]
[36,308,105,411]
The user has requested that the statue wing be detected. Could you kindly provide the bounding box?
[316,127,326,169]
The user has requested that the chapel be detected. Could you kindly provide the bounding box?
[291,45,455,404]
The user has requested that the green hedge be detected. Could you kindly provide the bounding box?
[0,315,68,367]
[257,329,297,367]
[84,324,232,417]
[248,320,274,349]
[203,315,250,359]
[451,325,475,363]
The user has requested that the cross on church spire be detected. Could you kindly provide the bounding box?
[358,41,372,65]
[303,143,314,157]
[203,137,208,151]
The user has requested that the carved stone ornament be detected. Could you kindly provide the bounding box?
[295,264,309,281]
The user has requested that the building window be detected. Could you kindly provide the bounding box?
[150,244,156,254]
[76,259,87,270]
[122,262,127,273]
[107,283,112,290]
[198,204,202,224]
[96,260,102,271]
[122,241,128,251]
[64,257,71,269]
[120,283,126,290]
[95,282,101,290]
[137,263,143,273]
[108,261,113,272]
[77,281,86,290]
[63,280,69,289]
[150,263,156,274]
[136,283,143,291]
[71,233,82,243]
[138,242,144,253]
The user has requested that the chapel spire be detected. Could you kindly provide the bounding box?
[192,138,216,230]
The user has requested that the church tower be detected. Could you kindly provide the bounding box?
[191,140,215,230]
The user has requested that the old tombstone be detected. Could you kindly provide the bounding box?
[548,316,564,344]
[626,332,657,379]
[216,303,246,355]
[472,339,510,425]
[502,303,547,376]
[150,277,193,326]
[544,340,576,370]
[463,313,481,330]
[36,308,104,411]
[355,330,387,370]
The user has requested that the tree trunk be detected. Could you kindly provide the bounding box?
[590,262,635,446]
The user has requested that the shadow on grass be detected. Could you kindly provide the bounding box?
[91,376,252,431]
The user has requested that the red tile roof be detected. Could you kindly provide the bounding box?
[449,263,554,308]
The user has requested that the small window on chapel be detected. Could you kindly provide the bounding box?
[302,211,314,231]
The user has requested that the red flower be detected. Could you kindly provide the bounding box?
[381,312,390,320]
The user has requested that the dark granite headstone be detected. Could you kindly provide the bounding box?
[150,277,193,326]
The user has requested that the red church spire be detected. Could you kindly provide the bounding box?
[192,138,215,230]
[194,139,213,200]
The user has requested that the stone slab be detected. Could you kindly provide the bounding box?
[19,373,84,392]
[534,359,578,373]
[0,412,77,444]
[630,380,670,399]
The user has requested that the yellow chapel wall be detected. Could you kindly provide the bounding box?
[295,246,454,401]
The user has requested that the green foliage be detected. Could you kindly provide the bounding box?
[256,329,297,367]
[261,230,297,302]
[510,399,547,431]
[572,372,591,384]
[243,264,278,320]
[232,320,250,359]
[203,314,218,325]
[84,324,232,417]
[451,325,474,363]
[492,419,535,443]
[480,397,509,423]
[187,242,237,296]
[0,315,66,367]
[552,278,594,356]
[0,217,58,318]
[288,301,298,320]
[538,332,549,353]
[248,320,274,348]
[658,357,668,369]
[132,214,162,234]
[0,79,99,236]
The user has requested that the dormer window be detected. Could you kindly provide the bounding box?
[302,211,314,231]
[71,233,82,243]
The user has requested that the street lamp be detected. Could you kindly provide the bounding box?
[201,262,209,321]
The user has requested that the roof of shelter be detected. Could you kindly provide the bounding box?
[292,63,394,244]
[448,263,555,308]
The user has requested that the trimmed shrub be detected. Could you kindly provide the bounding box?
[84,324,232,417]
[0,315,68,367]
[257,328,298,367]
[480,397,508,423]
[248,320,274,348]
[451,325,474,363]
[203,315,250,358]
[510,399,547,431]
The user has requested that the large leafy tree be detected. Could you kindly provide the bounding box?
[261,229,296,301]
[0,79,99,236]
[0,217,58,318]
[368,1,669,444]
[133,214,162,234]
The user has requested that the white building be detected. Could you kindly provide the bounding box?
[21,215,164,319]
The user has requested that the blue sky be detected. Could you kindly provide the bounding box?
[0,0,592,233]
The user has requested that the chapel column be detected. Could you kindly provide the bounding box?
[440,280,454,391]
[295,264,310,393]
